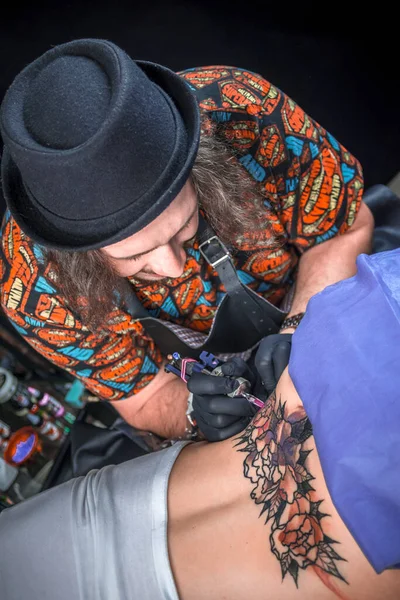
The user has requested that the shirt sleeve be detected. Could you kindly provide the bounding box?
[258,83,364,252]
[180,66,364,254]
[0,216,163,402]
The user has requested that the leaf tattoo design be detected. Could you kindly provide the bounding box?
[235,391,347,589]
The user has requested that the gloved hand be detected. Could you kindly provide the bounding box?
[254,333,292,396]
[187,357,257,442]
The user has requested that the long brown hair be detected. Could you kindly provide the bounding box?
[46,122,277,330]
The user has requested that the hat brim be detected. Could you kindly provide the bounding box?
[1,61,200,251]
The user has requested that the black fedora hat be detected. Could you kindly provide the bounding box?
[0,39,200,251]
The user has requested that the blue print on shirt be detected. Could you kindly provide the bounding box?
[197,295,211,306]
[59,346,94,361]
[186,248,201,261]
[211,111,232,122]
[285,177,299,193]
[341,164,355,184]
[33,245,45,264]
[309,142,320,159]
[12,322,27,336]
[77,369,93,377]
[140,355,159,374]
[161,297,180,318]
[286,136,304,157]
[237,270,255,285]
[202,280,213,293]
[239,155,266,182]
[34,276,55,294]
[25,316,45,327]
[327,132,340,151]
[99,380,135,394]
[257,282,271,293]
[316,226,339,244]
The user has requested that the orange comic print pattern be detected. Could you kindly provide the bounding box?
[0,66,363,401]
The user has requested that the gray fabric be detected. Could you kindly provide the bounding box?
[0,441,190,600]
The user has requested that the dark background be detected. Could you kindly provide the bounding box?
[0,1,398,197]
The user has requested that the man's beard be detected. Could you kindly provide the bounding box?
[129,271,170,285]
[128,237,196,285]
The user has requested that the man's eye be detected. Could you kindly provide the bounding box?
[129,254,144,263]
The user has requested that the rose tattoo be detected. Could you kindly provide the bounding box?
[235,391,346,588]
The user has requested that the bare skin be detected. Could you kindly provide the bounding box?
[111,359,188,438]
[167,368,399,600]
[102,178,199,281]
[109,201,374,438]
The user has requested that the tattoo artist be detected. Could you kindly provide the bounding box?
[0,39,374,443]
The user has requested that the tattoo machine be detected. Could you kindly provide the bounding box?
[165,351,264,409]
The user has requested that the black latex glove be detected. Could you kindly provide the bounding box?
[188,357,257,442]
[254,333,292,396]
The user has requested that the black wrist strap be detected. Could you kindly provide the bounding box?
[280,312,305,331]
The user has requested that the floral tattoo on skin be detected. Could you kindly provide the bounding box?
[235,391,347,589]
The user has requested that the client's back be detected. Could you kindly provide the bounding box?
[168,369,400,600]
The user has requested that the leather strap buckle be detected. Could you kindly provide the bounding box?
[198,236,231,268]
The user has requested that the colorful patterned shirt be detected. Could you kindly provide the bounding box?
[0,66,363,402]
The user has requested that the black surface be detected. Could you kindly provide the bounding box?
[0,1,398,195]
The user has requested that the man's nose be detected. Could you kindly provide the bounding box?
[150,242,186,278]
